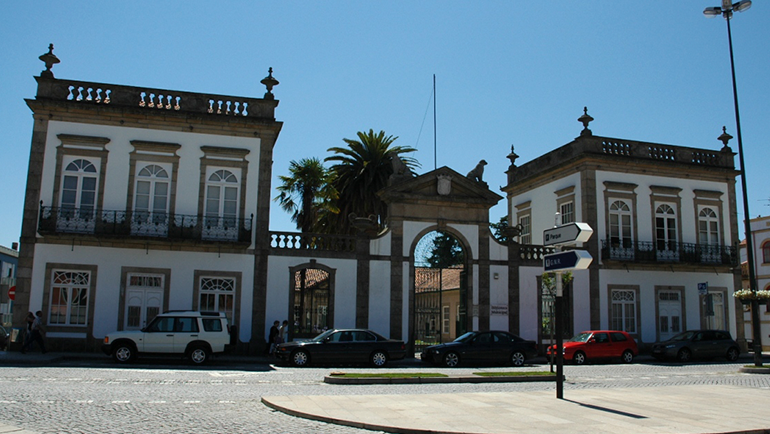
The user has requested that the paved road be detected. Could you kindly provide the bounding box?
[0,355,768,434]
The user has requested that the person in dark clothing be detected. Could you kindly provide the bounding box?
[267,320,280,355]
[22,311,46,354]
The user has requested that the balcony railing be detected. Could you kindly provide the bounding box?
[270,231,356,253]
[38,206,252,243]
[600,239,737,266]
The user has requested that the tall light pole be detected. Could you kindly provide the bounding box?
[704,0,763,366]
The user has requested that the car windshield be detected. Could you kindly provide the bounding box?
[310,329,336,342]
[568,332,593,343]
[670,331,696,341]
[453,332,476,343]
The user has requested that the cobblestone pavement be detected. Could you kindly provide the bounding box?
[0,356,768,434]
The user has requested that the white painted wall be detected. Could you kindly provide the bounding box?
[265,256,359,335]
[368,260,391,336]
[31,243,254,340]
[489,264,509,330]
[518,266,542,341]
[594,171,733,247]
[598,269,736,344]
[510,173,582,245]
[41,121,261,247]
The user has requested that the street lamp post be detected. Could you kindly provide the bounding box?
[704,0,763,366]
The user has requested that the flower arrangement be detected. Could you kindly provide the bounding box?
[733,289,770,301]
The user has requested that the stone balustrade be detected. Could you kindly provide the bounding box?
[34,76,278,120]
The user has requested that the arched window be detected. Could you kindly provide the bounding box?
[134,164,169,227]
[609,200,633,248]
[655,204,678,261]
[293,267,331,338]
[698,208,719,245]
[763,241,770,264]
[199,276,235,321]
[60,159,98,217]
[655,204,677,249]
[204,169,239,240]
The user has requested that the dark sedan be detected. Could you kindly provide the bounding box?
[421,331,538,367]
[275,329,406,367]
[651,330,740,362]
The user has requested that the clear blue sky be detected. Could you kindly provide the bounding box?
[1,2,768,248]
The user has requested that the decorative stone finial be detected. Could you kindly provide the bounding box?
[578,106,594,137]
[718,126,733,152]
[39,44,60,78]
[260,67,279,100]
[506,145,519,167]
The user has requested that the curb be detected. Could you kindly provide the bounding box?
[324,374,561,384]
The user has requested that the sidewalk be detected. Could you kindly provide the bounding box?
[263,384,770,434]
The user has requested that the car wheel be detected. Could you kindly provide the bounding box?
[370,351,389,368]
[292,350,310,367]
[188,346,210,365]
[112,343,137,363]
[726,347,739,362]
[443,351,460,367]
[573,351,587,365]
[510,351,526,367]
[621,350,634,364]
[677,348,692,363]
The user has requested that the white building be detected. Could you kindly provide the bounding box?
[740,216,770,351]
[503,112,744,350]
[14,50,743,354]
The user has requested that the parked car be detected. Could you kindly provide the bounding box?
[102,311,234,364]
[0,325,8,351]
[421,330,538,367]
[651,330,740,362]
[548,330,637,365]
[275,329,406,367]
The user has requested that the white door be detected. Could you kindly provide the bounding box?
[658,291,682,341]
[124,274,164,330]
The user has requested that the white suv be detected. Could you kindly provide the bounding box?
[102,311,234,364]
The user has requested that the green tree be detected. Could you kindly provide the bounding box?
[325,129,418,234]
[426,232,465,268]
[274,157,338,233]
[490,216,511,243]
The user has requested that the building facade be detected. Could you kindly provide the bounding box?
[503,113,743,350]
[740,215,770,351]
[15,51,743,354]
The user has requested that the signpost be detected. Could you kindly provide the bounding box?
[543,222,593,246]
[7,286,15,301]
[543,222,593,400]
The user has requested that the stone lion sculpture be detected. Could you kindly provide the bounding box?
[466,159,487,182]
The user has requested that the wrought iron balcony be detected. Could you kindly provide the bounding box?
[38,206,252,244]
[600,239,737,266]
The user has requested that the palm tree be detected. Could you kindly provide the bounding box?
[325,129,419,233]
[274,157,338,233]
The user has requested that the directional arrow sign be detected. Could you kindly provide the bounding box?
[543,222,593,246]
[543,250,593,272]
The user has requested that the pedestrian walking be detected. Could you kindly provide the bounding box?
[20,312,34,353]
[267,320,280,355]
[278,320,289,344]
[22,311,47,354]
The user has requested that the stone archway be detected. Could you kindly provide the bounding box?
[412,229,470,354]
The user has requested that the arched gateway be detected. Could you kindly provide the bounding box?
[264,165,531,356]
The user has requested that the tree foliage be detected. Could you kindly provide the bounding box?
[324,129,418,234]
[274,157,338,233]
[426,233,465,268]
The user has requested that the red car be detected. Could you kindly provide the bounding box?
[548,330,637,365]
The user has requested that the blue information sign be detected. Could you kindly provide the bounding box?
[543,250,593,272]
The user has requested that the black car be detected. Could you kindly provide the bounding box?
[421,331,538,367]
[651,330,740,362]
[275,329,406,367]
